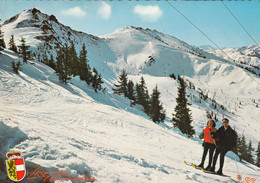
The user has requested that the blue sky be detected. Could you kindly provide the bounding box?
[0,0,259,48]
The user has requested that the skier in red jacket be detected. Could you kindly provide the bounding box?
[197,120,217,170]
[209,118,237,175]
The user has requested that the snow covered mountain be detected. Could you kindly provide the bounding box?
[1,8,260,183]
[209,45,260,76]
[213,45,260,62]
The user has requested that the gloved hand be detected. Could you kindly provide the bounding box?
[202,142,205,147]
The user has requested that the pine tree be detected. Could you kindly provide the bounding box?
[79,43,92,85]
[136,77,150,114]
[239,134,248,162]
[18,37,30,63]
[69,42,79,76]
[126,80,136,102]
[56,46,70,83]
[48,54,56,70]
[63,44,71,83]
[199,128,204,139]
[9,35,18,53]
[113,69,128,97]
[149,85,166,123]
[206,110,212,119]
[0,24,6,51]
[42,51,48,64]
[172,77,195,138]
[169,73,176,80]
[56,47,65,82]
[232,127,239,155]
[256,142,260,167]
[11,61,22,74]
[236,135,243,161]
[91,68,103,92]
[96,72,104,91]
[246,140,254,163]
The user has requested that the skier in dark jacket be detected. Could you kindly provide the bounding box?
[209,118,237,175]
[197,120,217,170]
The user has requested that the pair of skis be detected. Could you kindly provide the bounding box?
[184,161,230,177]
[184,161,240,183]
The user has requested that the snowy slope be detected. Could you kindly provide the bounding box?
[1,49,260,183]
[1,8,260,183]
[209,46,260,76]
[99,26,260,147]
[212,45,260,65]
[2,9,101,63]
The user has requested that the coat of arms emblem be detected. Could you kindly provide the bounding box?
[6,150,26,182]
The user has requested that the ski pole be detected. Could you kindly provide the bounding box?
[232,152,242,182]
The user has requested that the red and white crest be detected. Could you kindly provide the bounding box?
[6,151,26,182]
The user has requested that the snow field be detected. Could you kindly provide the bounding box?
[1,50,260,183]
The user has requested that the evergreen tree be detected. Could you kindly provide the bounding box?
[79,43,92,85]
[0,24,5,51]
[11,61,22,74]
[172,77,195,138]
[85,64,92,85]
[169,73,176,80]
[9,35,18,53]
[236,135,243,161]
[126,80,136,102]
[256,142,260,167]
[246,140,254,163]
[232,127,240,155]
[37,53,41,61]
[96,72,103,91]
[199,128,204,139]
[42,51,48,64]
[149,85,166,123]
[91,67,103,92]
[56,47,65,82]
[206,110,212,119]
[239,134,248,162]
[69,42,79,76]
[48,54,56,70]
[113,69,128,97]
[136,77,150,114]
[18,37,30,63]
[63,44,71,83]
[56,46,70,83]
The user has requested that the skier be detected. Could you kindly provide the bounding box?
[197,119,217,170]
[208,118,237,175]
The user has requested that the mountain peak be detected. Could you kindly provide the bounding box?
[3,8,58,28]
[115,26,160,35]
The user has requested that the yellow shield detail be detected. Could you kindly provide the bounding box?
[6,159,18,181]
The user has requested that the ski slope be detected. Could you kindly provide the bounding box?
[1,8,260,183]
[0,50,259,183]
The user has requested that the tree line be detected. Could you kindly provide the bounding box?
[233,131,260,167]
[2,30,103,92]
[55,42,103,92]
[113,70,166,123]
[113,70,195,137]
